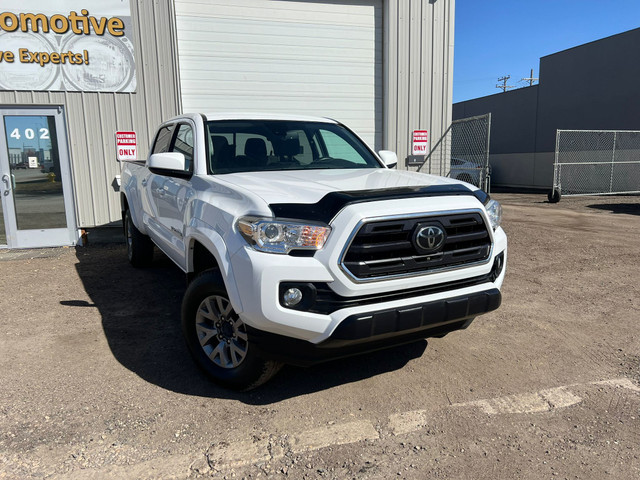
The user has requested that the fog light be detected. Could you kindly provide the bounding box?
[283,287,303,307]
[490,252,505,281]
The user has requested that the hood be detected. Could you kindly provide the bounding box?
[215,169,462,205]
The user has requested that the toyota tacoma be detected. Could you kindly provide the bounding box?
[120,113,507,390]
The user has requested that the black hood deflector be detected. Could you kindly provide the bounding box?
[269,184,489,224]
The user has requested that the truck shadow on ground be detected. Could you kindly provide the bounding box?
[69,245,427,404]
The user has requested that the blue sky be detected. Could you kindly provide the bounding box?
[453,0,640,103]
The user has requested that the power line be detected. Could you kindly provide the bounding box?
[496,75,515,92]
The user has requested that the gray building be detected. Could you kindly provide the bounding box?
[0,0,456,249]
[453,27,640,188]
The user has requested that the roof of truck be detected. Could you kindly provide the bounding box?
[201,112,339,123]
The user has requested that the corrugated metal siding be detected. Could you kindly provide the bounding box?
[385,0,455,169]
[0,0,181,228]
[173,0,454,159]
[174,0,383,149]
[0,0,453,226]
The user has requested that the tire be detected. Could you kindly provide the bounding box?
[548,189,561,203]
[181,269,283,391]
[124,209,154,267]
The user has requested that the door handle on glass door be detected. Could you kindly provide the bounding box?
[1,174,10,196]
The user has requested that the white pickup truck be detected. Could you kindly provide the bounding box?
[120,113,507,390]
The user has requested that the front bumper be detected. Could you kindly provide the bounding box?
[248,288,501,366]
[227,196,507,344]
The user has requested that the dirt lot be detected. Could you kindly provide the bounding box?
[1,194,639,480]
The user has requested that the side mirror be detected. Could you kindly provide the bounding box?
[378,150,398,168]
[148,152,185,172]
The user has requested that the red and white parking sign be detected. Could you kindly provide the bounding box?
[412,130,428,155]
[116,131,137,161]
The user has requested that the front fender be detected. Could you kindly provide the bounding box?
[184,219,244,314]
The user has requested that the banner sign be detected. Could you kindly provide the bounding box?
[0,1,136,92]
[412,130,428,155]
[116,131,136,161]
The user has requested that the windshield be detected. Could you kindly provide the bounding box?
[206,120,382,174]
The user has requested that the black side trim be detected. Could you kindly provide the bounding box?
[270,184,486,224]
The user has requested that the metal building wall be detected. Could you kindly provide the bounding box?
[174,0,454,165]
[453,87,539,187]
[0,0,453,227]
[0,0,181,228]
[385,0,455,168]
[533,27,640,188]
[452,27,640,189]
[174,0,383,149]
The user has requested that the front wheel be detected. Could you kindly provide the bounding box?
[181,270,282,391]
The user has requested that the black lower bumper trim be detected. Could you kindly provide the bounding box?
[330,288,501,345]
[281,250,505,315]
[248,288,501,366]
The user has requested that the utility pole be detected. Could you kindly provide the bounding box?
[521,69,539,86]
[496,75,515,92]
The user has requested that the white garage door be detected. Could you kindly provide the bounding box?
[174,0,382,149]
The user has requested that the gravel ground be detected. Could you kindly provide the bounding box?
[0,193,639,479]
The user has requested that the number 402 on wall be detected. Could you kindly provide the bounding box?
[10,128,50,141]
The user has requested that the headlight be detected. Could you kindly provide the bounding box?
[485,199,502,230]
[237,217,331,254]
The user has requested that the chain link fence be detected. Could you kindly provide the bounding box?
[551,130,640,201]
[415,113,492,192]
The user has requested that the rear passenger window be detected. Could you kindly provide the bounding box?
[152,126,173,154]
[172,124,194,172]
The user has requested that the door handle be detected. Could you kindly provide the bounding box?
[1,174,10,196]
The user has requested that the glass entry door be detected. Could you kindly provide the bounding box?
[0,107,77,248]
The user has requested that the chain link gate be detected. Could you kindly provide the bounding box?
[416,113,492,192]
[550,129,640,202]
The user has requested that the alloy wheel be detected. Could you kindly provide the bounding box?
[195,295,248,368]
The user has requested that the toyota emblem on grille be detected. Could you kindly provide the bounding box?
[414,224,446,253]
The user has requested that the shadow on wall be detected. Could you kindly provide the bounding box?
[67,244,427,404]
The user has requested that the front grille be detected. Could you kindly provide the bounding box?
[341,211,492,280]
